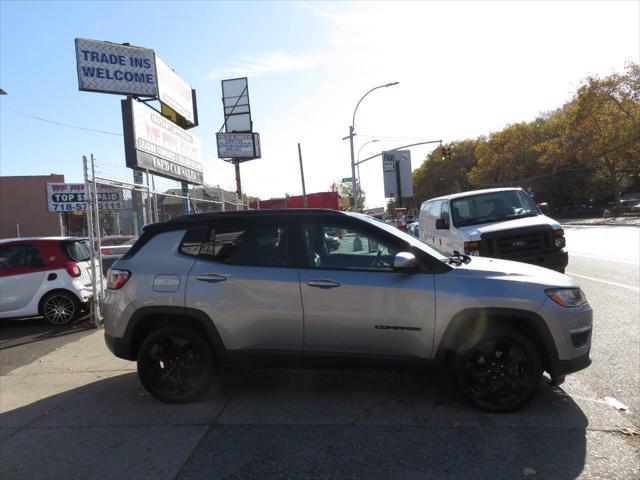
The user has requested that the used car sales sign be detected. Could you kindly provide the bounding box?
[47,183,125,212]
[75,38,158,96]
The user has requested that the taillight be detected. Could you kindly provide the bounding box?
[107,269,130,290]
[65,262,81,278]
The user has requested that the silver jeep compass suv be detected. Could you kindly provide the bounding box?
[102,209,592,412]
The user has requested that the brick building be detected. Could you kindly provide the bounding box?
[0,174,65,239]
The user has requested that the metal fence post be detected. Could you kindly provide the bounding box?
[83,155,100,328]
[90,155,105,305]
[218,185,225,211]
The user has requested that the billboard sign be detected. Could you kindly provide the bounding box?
[155,55,196,126]
[75,38,157,96]
[216,132,261,160]
[222,77,252,132]
[46,183,124,212]
[122,98,203,184]
[382,150,413,199]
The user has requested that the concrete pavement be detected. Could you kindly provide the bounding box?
[1,328,638,479]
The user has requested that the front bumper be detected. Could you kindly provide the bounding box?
[505,249,569,273]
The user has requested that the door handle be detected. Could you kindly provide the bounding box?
[196,273,228,283]
[307,279,341,289]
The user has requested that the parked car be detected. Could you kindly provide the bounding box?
[419,188,568,273]
[100,235,136,256]
[0,237,96,325]
[101,238,137,274]
[408,221,419,237]
[102,209,591,412]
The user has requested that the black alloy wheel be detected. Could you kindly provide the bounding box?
[137,327,214,403]
[41,291,80,326]
[456,332,542,412]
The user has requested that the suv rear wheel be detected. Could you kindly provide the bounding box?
[41,291,81,326]
[136,326,215,403]
[454,329,542,412]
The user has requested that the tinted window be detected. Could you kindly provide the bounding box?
[200,222,288,267]
[179,227,208,257]
[0,244,44,270]
[62,240,91,262]
[302,223,398,271]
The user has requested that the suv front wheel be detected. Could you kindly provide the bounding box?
[137,326,215,403]
[454,329,542,412]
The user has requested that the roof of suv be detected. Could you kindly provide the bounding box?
[148,209,348,231]
[422,188,522,204]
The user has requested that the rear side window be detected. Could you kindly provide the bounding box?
[179,226,209,257]
[62,240,91,262]
[199,222,289,267]
[0,244,44,270]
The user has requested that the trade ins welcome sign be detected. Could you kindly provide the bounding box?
[75,38,158,96]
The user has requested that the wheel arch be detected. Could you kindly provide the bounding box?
[435,307,558,375]
[123,306,225,361]
[38,288,83,316]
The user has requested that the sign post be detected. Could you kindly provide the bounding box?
[218,77,261,207]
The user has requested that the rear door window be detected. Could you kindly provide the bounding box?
[200,222,289,267]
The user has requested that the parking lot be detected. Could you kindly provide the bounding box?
[1,224,639,479]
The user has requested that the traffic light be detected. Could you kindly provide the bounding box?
[441,146,451,161]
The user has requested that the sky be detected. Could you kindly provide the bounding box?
[1,1,638,208]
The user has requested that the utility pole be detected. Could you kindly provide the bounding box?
[348,126,358,211]
[298,143,308,208]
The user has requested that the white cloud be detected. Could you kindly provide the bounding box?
[207,51,327,80]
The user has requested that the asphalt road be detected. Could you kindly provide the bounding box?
[563,225,640,422]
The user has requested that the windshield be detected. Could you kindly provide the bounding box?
[451,190,541,227]
[349,213,448,261]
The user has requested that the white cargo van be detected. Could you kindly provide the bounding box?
[418,188,568,272]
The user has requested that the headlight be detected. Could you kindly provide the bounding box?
[545,288,587,307]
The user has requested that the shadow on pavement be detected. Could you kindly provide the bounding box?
[0,317,94,350]
[0,369,588,480]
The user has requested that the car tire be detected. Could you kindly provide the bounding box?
[136,326,215,404]
[454,329,542,412]
[41,291,82,326]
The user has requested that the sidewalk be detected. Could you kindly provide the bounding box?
[1,329,639,479]
[559,216,640,227]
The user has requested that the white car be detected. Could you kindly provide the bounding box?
[418,188,568,272]
[0,237,96,325]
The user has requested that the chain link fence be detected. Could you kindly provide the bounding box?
[82,154,248,325]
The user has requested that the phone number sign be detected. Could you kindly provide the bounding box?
[46,183,125,212]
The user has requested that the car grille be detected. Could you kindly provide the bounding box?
[480,227,554,260]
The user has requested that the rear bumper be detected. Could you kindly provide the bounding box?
[105,333,135,360]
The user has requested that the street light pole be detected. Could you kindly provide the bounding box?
[348,82,399,212]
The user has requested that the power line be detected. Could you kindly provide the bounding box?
[1,106,123,137]
[1,106,224,160]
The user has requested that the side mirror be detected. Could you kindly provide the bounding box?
[393,252,418,272]
[436,218,449,230]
